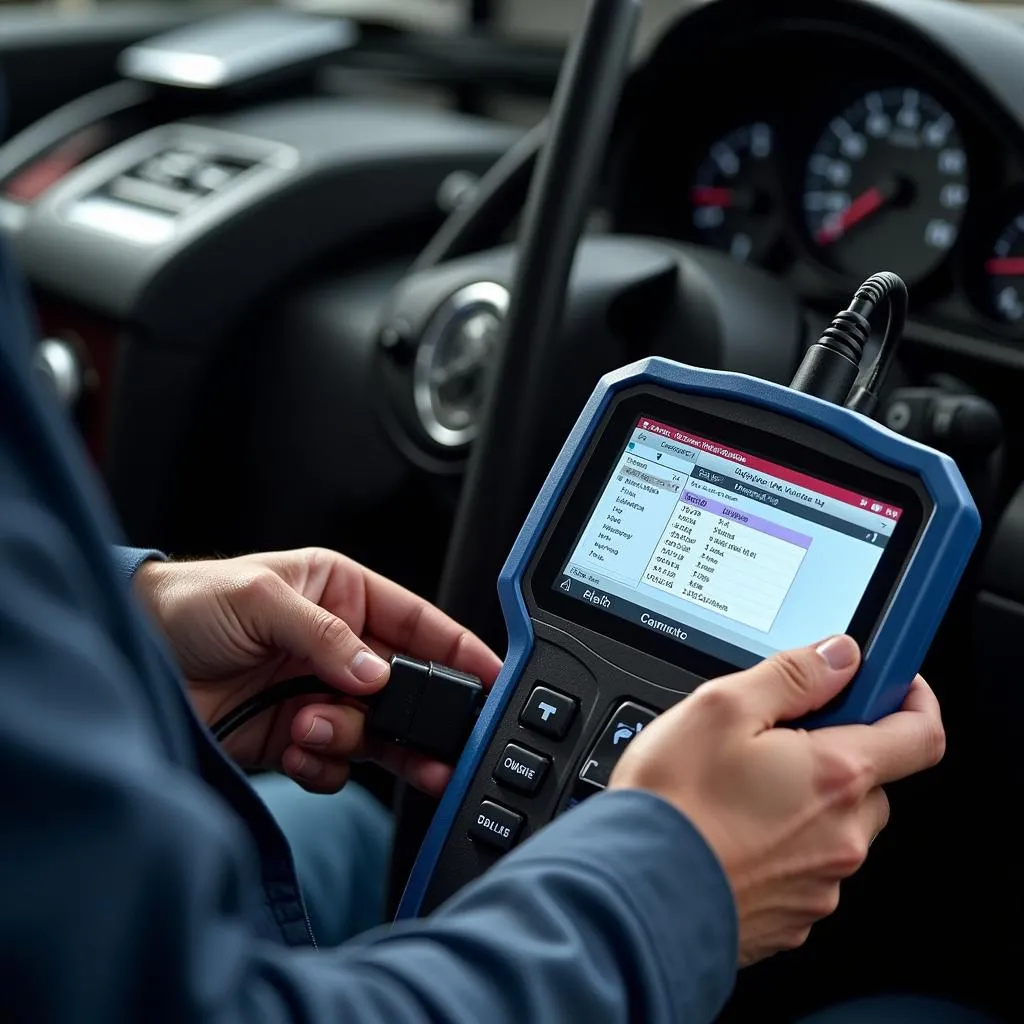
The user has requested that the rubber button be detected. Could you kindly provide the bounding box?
[493,742,550,795]
[520,685,577,739]
[468,799,524,851]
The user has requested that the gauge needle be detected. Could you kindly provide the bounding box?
[691,186,735,207]
[815,183,892,246]
[985,256,1024,276]
[691,185,765,215]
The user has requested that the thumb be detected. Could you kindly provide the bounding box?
[730,635,861,728]
[253,579,391,694]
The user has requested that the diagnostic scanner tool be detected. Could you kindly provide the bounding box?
[397,352,980,918]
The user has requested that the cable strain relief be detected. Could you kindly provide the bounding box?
[849,270,903,318]
[818,308,871,364]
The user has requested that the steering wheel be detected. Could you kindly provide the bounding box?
[375,0,806,912]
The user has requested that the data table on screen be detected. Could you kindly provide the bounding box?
[642,488,810,633]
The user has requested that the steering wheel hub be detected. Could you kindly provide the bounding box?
[413,281,509,448]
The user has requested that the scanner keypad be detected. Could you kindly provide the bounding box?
[468,800,524,851]
[519,685,577,738]
[493,742,550,795]
[578,701,658,789]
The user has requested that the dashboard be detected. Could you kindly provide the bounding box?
[4,1,1024,572]
[610,0,1024,347]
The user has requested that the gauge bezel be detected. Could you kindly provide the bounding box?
[958,183,1024,333]
[794,85,970,288]
[606,63,802,276]
[682,120,789,269]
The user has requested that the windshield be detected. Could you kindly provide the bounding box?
[4,1,1012,36]
[491,0,1019,43]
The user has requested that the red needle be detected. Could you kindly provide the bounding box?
[815,185,887,245]
[691,186,734,207]
[985,256,1024,276]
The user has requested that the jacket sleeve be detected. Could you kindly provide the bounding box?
[0,504,738,1024]
[111,544,166,579]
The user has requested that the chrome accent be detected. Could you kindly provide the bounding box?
[413,282,509,448]
[65,196,176,245]
[436,170,480,214]
[35,337,83,409]
[119,12,357,90]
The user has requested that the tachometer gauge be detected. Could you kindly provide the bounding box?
[688,122,783,264]
[803,88,969,282]
[982,213,1024,324]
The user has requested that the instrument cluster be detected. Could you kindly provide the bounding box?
[685,88,969,287]
[610,12,1024,342]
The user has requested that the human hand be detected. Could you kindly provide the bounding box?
[134,548,501,795]
[608,635,945,967]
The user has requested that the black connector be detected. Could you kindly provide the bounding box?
[789,271,909,413]
[209,654,485,766]
[365,655,485,764]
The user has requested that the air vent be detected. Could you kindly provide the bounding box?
[62,127,297,245]
[100,145,261,215]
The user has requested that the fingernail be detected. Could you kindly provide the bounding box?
[289,751,323,781]
[351,650,389,684]
[816,635,858,671]
[302,716,333,747]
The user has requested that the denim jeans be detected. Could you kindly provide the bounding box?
[252,774,394,947]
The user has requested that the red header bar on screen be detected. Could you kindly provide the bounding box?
[636,416,903,521]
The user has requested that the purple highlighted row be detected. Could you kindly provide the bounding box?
[680,490,812,549]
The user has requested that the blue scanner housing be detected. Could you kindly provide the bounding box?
[397,357,980,920]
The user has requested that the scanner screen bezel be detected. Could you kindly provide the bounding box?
[529,386,928,682]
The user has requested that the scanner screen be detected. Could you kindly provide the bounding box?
[553,415,905,667]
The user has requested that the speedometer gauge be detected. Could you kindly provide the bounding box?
[803,88,969,282]
[689,122,783,264]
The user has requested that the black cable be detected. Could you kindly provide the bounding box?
[211,677,334,742]
[789,271,909,414]
[210,655,486,765]
[843,271,909,416]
